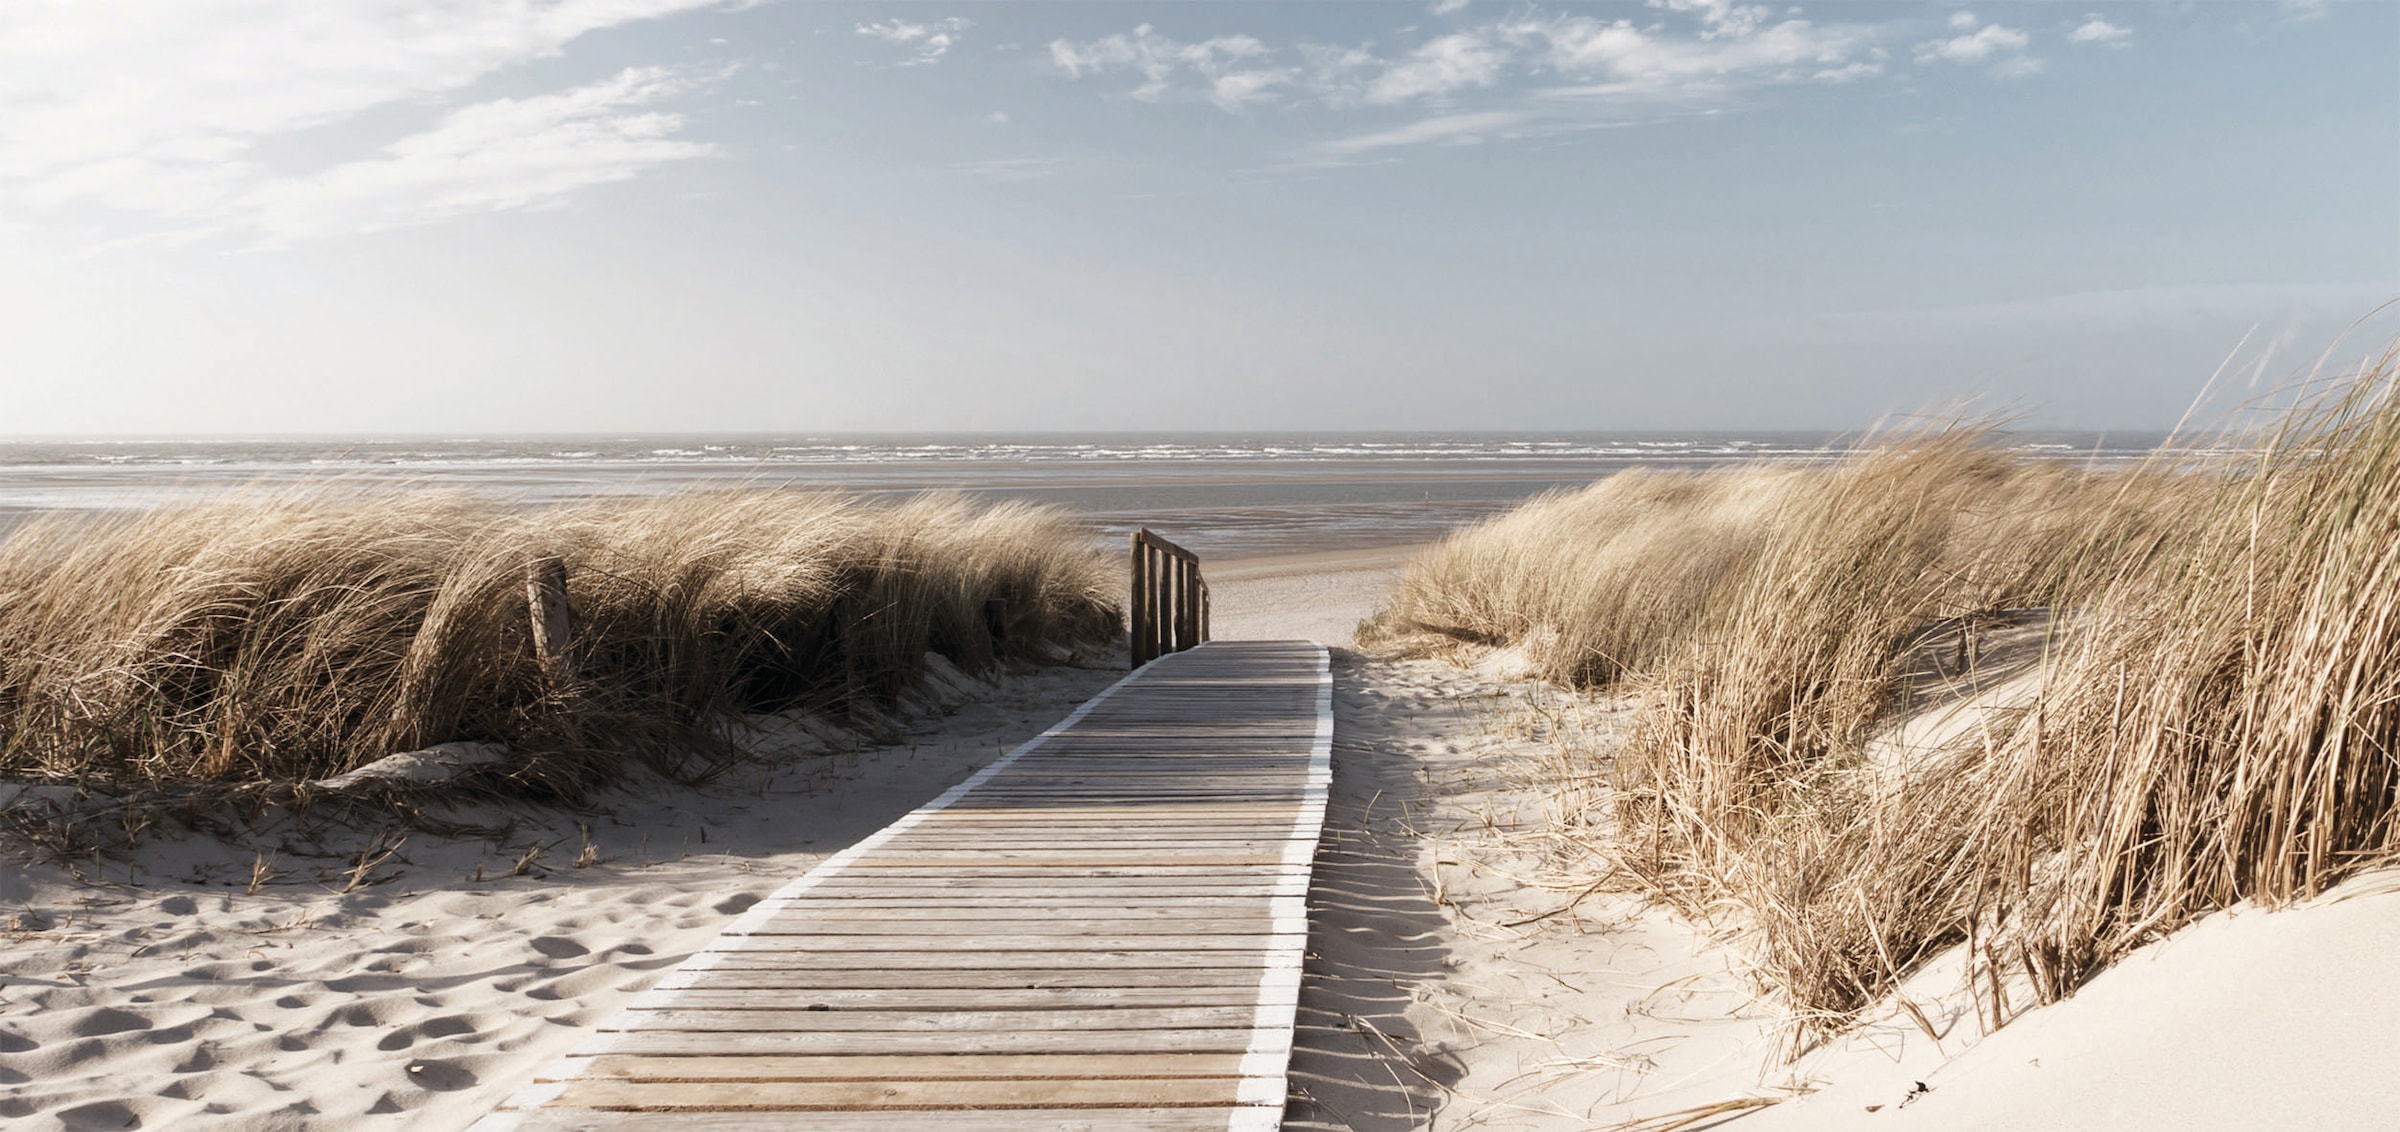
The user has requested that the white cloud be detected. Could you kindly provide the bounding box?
[856,17,971,66]
[1364,32,1510,103]
[1315,110,1532,160]
[2279,0,2330,21]
[1432,0,1473,14]
[1054,4,1879,115]
[2069,17,2132,46]
[1814,59,1885,83]
[1914,22,2031,63]
[0,0,725,239]
[245,67,716,245]
[1949,11,1981,31]
[1505,11,1874,91]
[1050,25,1290,110]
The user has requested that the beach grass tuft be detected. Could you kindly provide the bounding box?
[0,490,1119,800]
[1371,341,2400,1037]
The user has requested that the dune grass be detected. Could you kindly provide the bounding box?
[1369,343,2400,1038]
[0,490,1119,801]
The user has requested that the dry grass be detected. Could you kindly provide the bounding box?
[1375,344,2400,1040]
[0,489,1118,800]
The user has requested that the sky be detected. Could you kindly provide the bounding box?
[1,0,2394,434]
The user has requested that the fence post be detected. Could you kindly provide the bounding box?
[1175,557,1195,651]
[1130,532,1152,666]
[526,555,572,679]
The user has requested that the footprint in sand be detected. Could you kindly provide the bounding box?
[711,892,762,914]
[69,1008,151,1038]
[405,1058,478,1091]
[54,1098,155,1130]
[527,936,587,959]
[377,1014,477,1051]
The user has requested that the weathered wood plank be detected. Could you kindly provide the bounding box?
[549,1076,1249,1111]
[559,1052,1249,1082]
[634,987,1269,1010]
[703,934,1295,952]
[730,920,1278,937]
[694,951,1281,972]
[509,1106,1248,1130]
[591,1027,1266,1057]
[606,1006,1260,1033]
[657,969,1269,991]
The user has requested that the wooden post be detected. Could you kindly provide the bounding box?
[1130,532,1152,666]
[527,555,572,678]
[1176,558,1195,652]
[1166,556,1183,653]
[1151,545,1166,661]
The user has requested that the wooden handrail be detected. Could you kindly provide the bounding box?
[1130,528,1210,665]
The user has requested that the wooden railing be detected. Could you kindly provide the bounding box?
[1130,528,1209,666]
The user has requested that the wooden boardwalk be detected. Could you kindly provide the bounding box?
[477,640,1332,1131]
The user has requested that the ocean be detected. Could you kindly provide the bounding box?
[0,432,2166,559]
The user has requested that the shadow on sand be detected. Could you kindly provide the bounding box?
[1284,651,1464,1130]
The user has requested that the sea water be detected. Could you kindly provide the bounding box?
[0,432,2165,558]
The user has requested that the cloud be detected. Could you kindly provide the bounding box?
[856,17,971,65]
[1363,32,1510,103]
[244,67,716,245]
[1050,24,1290,110]
[1913,14,2041,77]
[0,0,725,239]
[1431,0,1473,14]
[1054,3,1882,115]
[1314,110,1532,160]
[1813,58,1886,83]
[2069,17,2132,46]
[1503,11,1876,92]
[1914,22,2031,64]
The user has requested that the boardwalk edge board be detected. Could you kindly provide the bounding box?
[473,641,1332,1132]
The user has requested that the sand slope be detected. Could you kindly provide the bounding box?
[1744,869,2400,1130]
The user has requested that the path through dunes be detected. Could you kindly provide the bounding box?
[473,640,1331,1131]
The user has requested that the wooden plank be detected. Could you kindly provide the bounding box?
[659,969,1268,991]
[549,1076,1248,1111]
[590,1028,1265,1057]
[729,922,1278,938]
[703,934,1292,952]
[607,1006,1260,1033]
[636,987,1268,1010]
[757,899,1275,915]
[561,1052,1248,1082]
[510,1107,1244,1130]
[697,951,1279,971]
